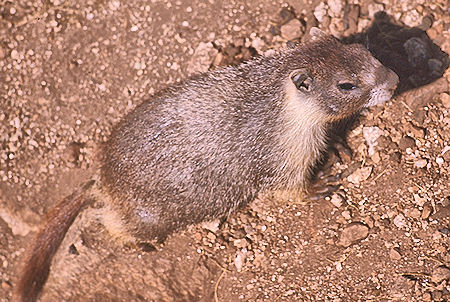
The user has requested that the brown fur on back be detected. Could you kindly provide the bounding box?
[12,181,94,302]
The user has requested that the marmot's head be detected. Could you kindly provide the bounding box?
[284,28,399,122]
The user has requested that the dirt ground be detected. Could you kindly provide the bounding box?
[1,0,449,301]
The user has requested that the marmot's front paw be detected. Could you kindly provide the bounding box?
[306,170,342,201]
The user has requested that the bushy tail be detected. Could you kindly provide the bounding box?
[13,180,95,302]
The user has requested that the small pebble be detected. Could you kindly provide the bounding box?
[337,222,369,247]
[313,2,328,23]
[234,250,246,272]
[421,203,432,220]
[186,42,218,75]
[399,136,416,150]
[341,210,351,220]
[202,219,220,233]
[431,291,443,301]
[11,49,19,60]
[367,3,384,19]
[330,193,344,208]
[422,292,432,302]
[405,208,421,219]
[441,92,450,108]
[1,281,11,290]
[363,126,383,156]
[414,159,427,168]
[280,19,304,40]
[389,248,402,261]
[327,0,343,17]
[347,166,372,184]
[393,214,407,229]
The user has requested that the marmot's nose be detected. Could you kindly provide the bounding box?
[386,68,399,92]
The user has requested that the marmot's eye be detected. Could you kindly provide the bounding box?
[338,82,357,91]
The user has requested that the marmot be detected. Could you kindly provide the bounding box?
[13,28,398,302]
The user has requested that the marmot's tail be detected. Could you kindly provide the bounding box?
[13,180,95,302]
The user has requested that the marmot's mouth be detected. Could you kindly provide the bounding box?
[364,87,395,107]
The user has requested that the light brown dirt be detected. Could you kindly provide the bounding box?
[1,0,449,301]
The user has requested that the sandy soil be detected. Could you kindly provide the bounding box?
[1,0,449,301]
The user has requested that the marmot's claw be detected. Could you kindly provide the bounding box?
[137,241,157,252]
[307,184,340,200]
[330,136,352,163]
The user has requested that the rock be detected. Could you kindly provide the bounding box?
[1,281,11,290]
[442,146,450,162]
[441,92,450,108]
[280,19,304,40]
[232,238,248,249]
[363,126,384,156]
[363,216,374,228]
[403,37,430,68]
[251,37,265,53]
[314,2,328,23]
[202,219,220,233]
[10,49,19,60]
[389,248,402,260]
[421,203,432,219]
[0,207,38,236]
[277,6,296,24]
[413,194,427,207]
[327,0,343,17]
[343,4,360,35]
[341,210,351,220]
[414,159,427,168]
[431,266,450,284]
[393,214,407,229]
[347,166,372,184]
[431,291,443,301]
[234,250,247,272]
[439,228,449,235]
[404,207,421,219]
[427,28,438,40]
[337,222,369,247]
[428,58,444,75]
[206,232,216,241]
[412,109,426,125]
[186,42,218,75]
[223,45,240,57]
[389,152,402,163]
[377,135,395,149]
[358,19,370,32]
[422,292,432,302]
[402,9,421,27]
[398,136,416,150]
[403,77,448,110]
[367,3,384,19]
[0,46,5,59]
[330,193,344,208]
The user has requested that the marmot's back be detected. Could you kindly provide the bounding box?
[101,66,285,240]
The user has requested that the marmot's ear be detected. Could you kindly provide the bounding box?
[290,69,313,92]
